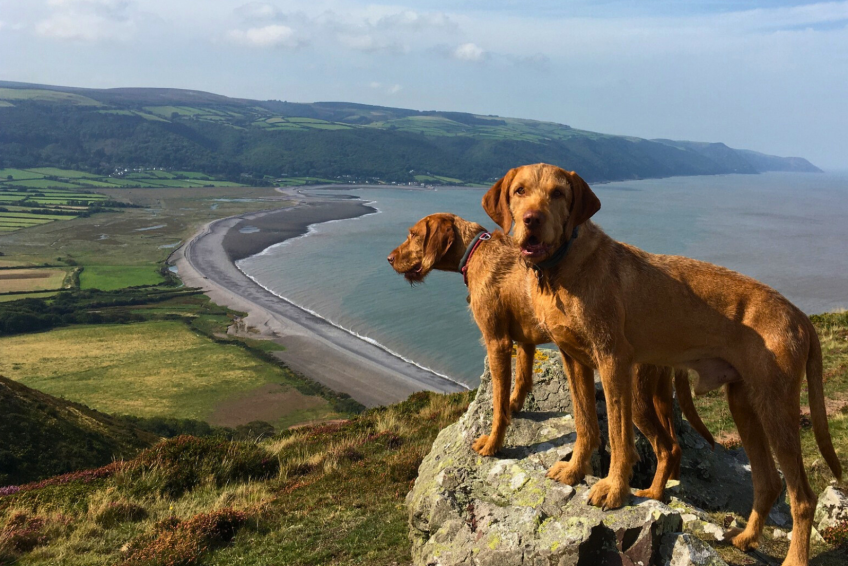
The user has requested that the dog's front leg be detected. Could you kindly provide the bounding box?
[547,354,598,485]
[473,337,513,456]
[509,343,535,414]
[588,355,636,510]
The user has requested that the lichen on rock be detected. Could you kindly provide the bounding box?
[407,355,760,565]
[814,485,848,532]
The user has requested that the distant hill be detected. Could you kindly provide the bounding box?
[0,376,159,486]
[0,81,820,185]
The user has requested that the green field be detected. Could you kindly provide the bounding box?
[0,267,68,293]
[26,167,100,178]
[0,181,95,233]
[80,265,165,290]
[0,212,77,219]
[414,174,464,184]
[4,178,82,189]
[0,168,46,181]
[0,167,260,236]
[277,176,337,186]
[0,184,290,300]
[0,87,101,106]
[0,290,59,302]
[0,167,248,193]
[0,321,337,428]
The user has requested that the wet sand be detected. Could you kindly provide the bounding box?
[172,192,468,408]
[221,201,373,261]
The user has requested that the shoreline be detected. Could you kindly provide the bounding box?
[172,189,468,408]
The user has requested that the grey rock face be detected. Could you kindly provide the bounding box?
[407,355,760,566]
[659,533,729,566]
[814,486,848,532]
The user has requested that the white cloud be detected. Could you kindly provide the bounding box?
[47,0,128,9]
[339,33,377,51]
[375,10,456,32]
[234,2,282,22]
[452,42,485,62]
[369,81,403,95]
[226,24,303,48]
[337,32,405,53]
[36,0,137,41]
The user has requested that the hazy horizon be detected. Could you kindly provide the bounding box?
[1,1,846,168]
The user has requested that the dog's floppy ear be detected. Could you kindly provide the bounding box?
[563,171,600,235]
[482,168,517,233]
[422,215,455,268]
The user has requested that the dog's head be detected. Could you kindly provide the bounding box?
[482,163,600,263]
[387,213,457,283]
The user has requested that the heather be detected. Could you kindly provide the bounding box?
[0,390,473,565]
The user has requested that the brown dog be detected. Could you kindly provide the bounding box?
[482,163,842,566]
[387,212,714,501]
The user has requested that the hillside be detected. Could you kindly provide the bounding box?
[0,81,820,185]
[0,306,846,565]
[0,376,159,487]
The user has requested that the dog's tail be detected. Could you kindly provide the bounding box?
[807,328,842,481]
[674,369,715,449]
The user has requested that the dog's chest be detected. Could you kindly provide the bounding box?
[532,286,592,358]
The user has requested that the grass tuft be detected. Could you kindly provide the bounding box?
[115,436,278,498]
[121,508,247,566]
[92,498,148,528]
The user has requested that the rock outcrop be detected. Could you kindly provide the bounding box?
[407,354,769,566]
[815,486,848,532]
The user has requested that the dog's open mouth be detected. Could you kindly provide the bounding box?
[520,236,551,259]
[403,263,424,282]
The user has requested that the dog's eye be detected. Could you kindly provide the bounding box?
[552,190,564,198]
[515,186,525,195]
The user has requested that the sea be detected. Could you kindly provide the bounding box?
[238,172,848,388]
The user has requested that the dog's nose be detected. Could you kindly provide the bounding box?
[387,253,395,264]
[523,211,543,228]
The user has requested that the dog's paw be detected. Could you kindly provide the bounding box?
[633,487,663,501]
[472,435,499,457]
[545,461,586,486]
[508,398,524,415]
[587,477,631,510]
[729,527,759,551]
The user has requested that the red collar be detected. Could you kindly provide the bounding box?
[459,231,491,286]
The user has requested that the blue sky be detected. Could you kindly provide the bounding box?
[1,1,846,168]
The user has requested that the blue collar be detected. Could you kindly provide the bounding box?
[531,226,579,285]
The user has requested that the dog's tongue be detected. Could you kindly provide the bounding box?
[521,242,550,258]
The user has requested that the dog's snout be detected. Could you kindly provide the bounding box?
[523,211,543,228]
[387,253,395,264]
